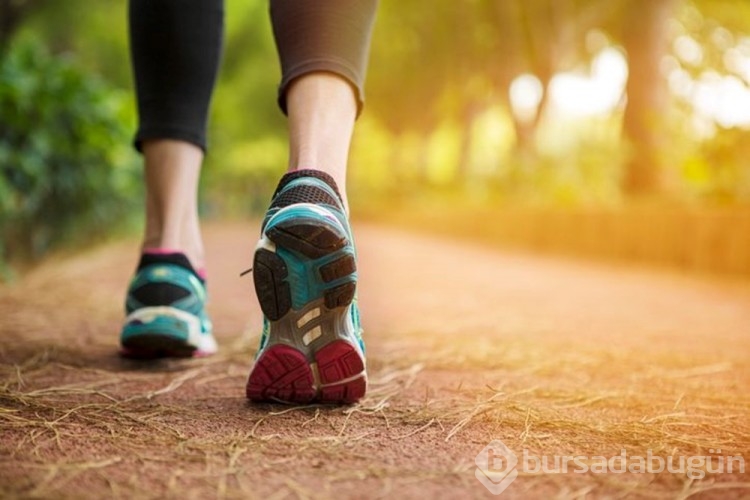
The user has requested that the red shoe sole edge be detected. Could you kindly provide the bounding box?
[246,340,366,404]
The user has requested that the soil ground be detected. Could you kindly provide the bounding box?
[1,221,749,499]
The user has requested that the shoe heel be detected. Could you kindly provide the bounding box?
[246,341,366,404]
[246,344,316,403]
[266,219,346,259]
[316,340,367,404]
[120,306,206,358]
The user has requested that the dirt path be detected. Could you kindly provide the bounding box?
[2,221,749,499]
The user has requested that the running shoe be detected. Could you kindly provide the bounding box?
[120,252,217,358]
[246,170,366,404]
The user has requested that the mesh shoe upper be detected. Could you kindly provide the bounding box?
[125,253,210,331]
[247,169,367,403]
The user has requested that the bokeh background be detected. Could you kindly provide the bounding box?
[2,0,749,276]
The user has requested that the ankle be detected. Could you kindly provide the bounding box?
[141,238,205,275]
[286,166,349,212]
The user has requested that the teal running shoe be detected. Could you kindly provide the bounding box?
[246,170,366,404]
[120,252,217,358]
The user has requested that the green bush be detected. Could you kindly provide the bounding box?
[0,40,141,269]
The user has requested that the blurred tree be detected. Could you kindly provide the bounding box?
[368,0,628,184]
[621,0,679,195]
[5,0,750,212]
[0,0,38,49]
[0,40,139,265]
[11,0,132,87]
[482,0,570,159]
[672,0,750,202]
[366,1,447,184]
[201,0,287,213]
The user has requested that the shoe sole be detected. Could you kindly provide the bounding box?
[246,205,366,404]
[120,334,198,359]
[120,306,216,359]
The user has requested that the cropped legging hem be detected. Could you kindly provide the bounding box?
[277,58,365,116]
[134,127,208,153]
[129,0,377,154]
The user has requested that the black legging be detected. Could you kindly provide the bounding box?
[129,0,378,152]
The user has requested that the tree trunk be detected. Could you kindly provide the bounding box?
[621,0,676,195]
[0,0,31,49]
[456,99,484,181]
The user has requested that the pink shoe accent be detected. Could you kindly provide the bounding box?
[142,247,184,255]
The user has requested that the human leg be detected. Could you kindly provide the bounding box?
[120,0,224,358]
[141,140,204,268]
[246,0,378,403]
[285,73,356,210]
[271,0,377,209]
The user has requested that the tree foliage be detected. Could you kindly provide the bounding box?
[0,39,140,265]
[2,0,750,265]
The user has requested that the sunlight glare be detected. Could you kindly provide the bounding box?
[674,34,704,66]
[509,73,544,124]
[724,47,750,84]
[692,73,750,128]
[548,47,628,118]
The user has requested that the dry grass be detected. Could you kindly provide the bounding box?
[1,221,749,498]
[3,334,747,499]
